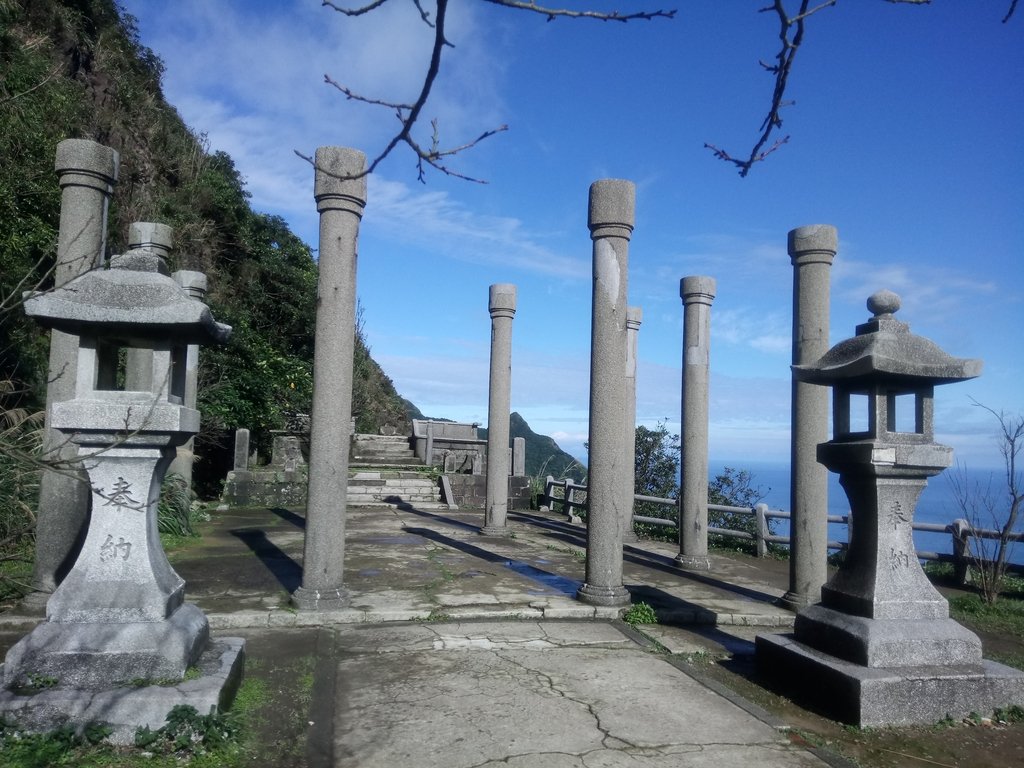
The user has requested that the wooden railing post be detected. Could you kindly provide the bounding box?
[951,518,972,586]
[756,503,769,558]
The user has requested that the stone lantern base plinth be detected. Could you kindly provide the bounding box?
[3,603,209,690]
[0,636,243,745]
[756,632,1024,727]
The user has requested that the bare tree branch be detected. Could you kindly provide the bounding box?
[319,0,1013,182]
[321,0,392,18]
[480,0,676,22]
[311,0,673,182]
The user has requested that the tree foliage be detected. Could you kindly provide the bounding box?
[0,0,409,521]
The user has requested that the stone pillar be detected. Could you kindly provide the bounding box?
[622,306,642,544]
[676,276,716,570]
[124,224,173,392]
[577,179,634,608]
[170,269,207,485]
[780,225,836,610]
[30,139,119,600]
[512,437,526,477]
[482,284,516,535]
[233,428,251,471]
[292,147,366,611]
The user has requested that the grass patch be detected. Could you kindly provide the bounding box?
[0,677,268,768]
[947,592,1024,635]
[623,601,658,626]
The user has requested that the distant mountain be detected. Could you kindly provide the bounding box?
[478,412,584,480]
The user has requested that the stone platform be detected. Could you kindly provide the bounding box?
[757,632,1024,727]
[0,637,244,744]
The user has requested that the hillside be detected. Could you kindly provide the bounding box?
[0,0,408,495]
[479,412,584,480]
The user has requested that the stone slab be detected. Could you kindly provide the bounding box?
[0,637,244,745]
[756,632,1024,727]
[794,603,982,667]
[328,621,827,767]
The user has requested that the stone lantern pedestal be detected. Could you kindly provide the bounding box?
[756,291,1024,726]
[0,243,244,742]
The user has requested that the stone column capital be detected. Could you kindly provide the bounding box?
[788,224,838,266]
[680,276,717,306]
[488,283,517,319]
[129,222,174,258]
[55,139,119,191]
[588,179,635,241]
[172,270,208,300]
[314,147,367,216]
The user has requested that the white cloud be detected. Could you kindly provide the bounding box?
[364,178,589,277]
[713,308,790,355]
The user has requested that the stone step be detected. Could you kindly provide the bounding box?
[351,458,422,468]
[353,433,410,443]
[347,469,441,506]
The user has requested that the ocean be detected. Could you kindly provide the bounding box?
[710,459,1023,566]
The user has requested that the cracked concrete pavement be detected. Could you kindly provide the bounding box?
[321,620,829,768]
[2,504,836,766]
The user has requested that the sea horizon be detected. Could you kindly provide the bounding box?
[707,458,1022,567]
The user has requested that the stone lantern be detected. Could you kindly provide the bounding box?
[1,243,243,741]
[757,290,1024,726]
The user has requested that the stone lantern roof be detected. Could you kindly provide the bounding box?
[793,289,981,387]
[23,247,231,345]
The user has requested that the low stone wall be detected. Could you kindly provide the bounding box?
[221,467,308,507]
[447,475,531,509]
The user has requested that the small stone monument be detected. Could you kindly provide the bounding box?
[1,238,244,742]
[757,290,1024,726]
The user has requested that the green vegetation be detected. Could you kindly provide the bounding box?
[627,420,771,551]
[0,676,268,767]
[0,0,410,587]
[622,601,658,626]
[478,411,582,479]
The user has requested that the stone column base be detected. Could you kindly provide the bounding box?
[674,554,710,571]
[777,590,814,612]
[756,632,1024,727]
[291,585,348,611]
[479,525,512,537]
[576,583,630,608]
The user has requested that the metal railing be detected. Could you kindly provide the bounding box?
[541,475,1024,577]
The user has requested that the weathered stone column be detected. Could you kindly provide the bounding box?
[123,223,172,393]
[622,306,642,544]
[780,225,836,610]
[482,284,516,535]
[577,179,634,608]
[30,139,119,600]
[233,428,251,471]
[676,277,716,570]
[512,437,526,477]
[169,269,207,485]
[292,147,366,611]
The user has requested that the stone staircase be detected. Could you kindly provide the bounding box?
[346,470,443,508]
[350,433,420,467]
[348,433,444,508]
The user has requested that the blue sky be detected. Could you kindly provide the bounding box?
[121,0,1022,470]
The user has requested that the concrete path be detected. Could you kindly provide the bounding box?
[160,504,796,630]
[1,503,838,766]
[315,620,828,768]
